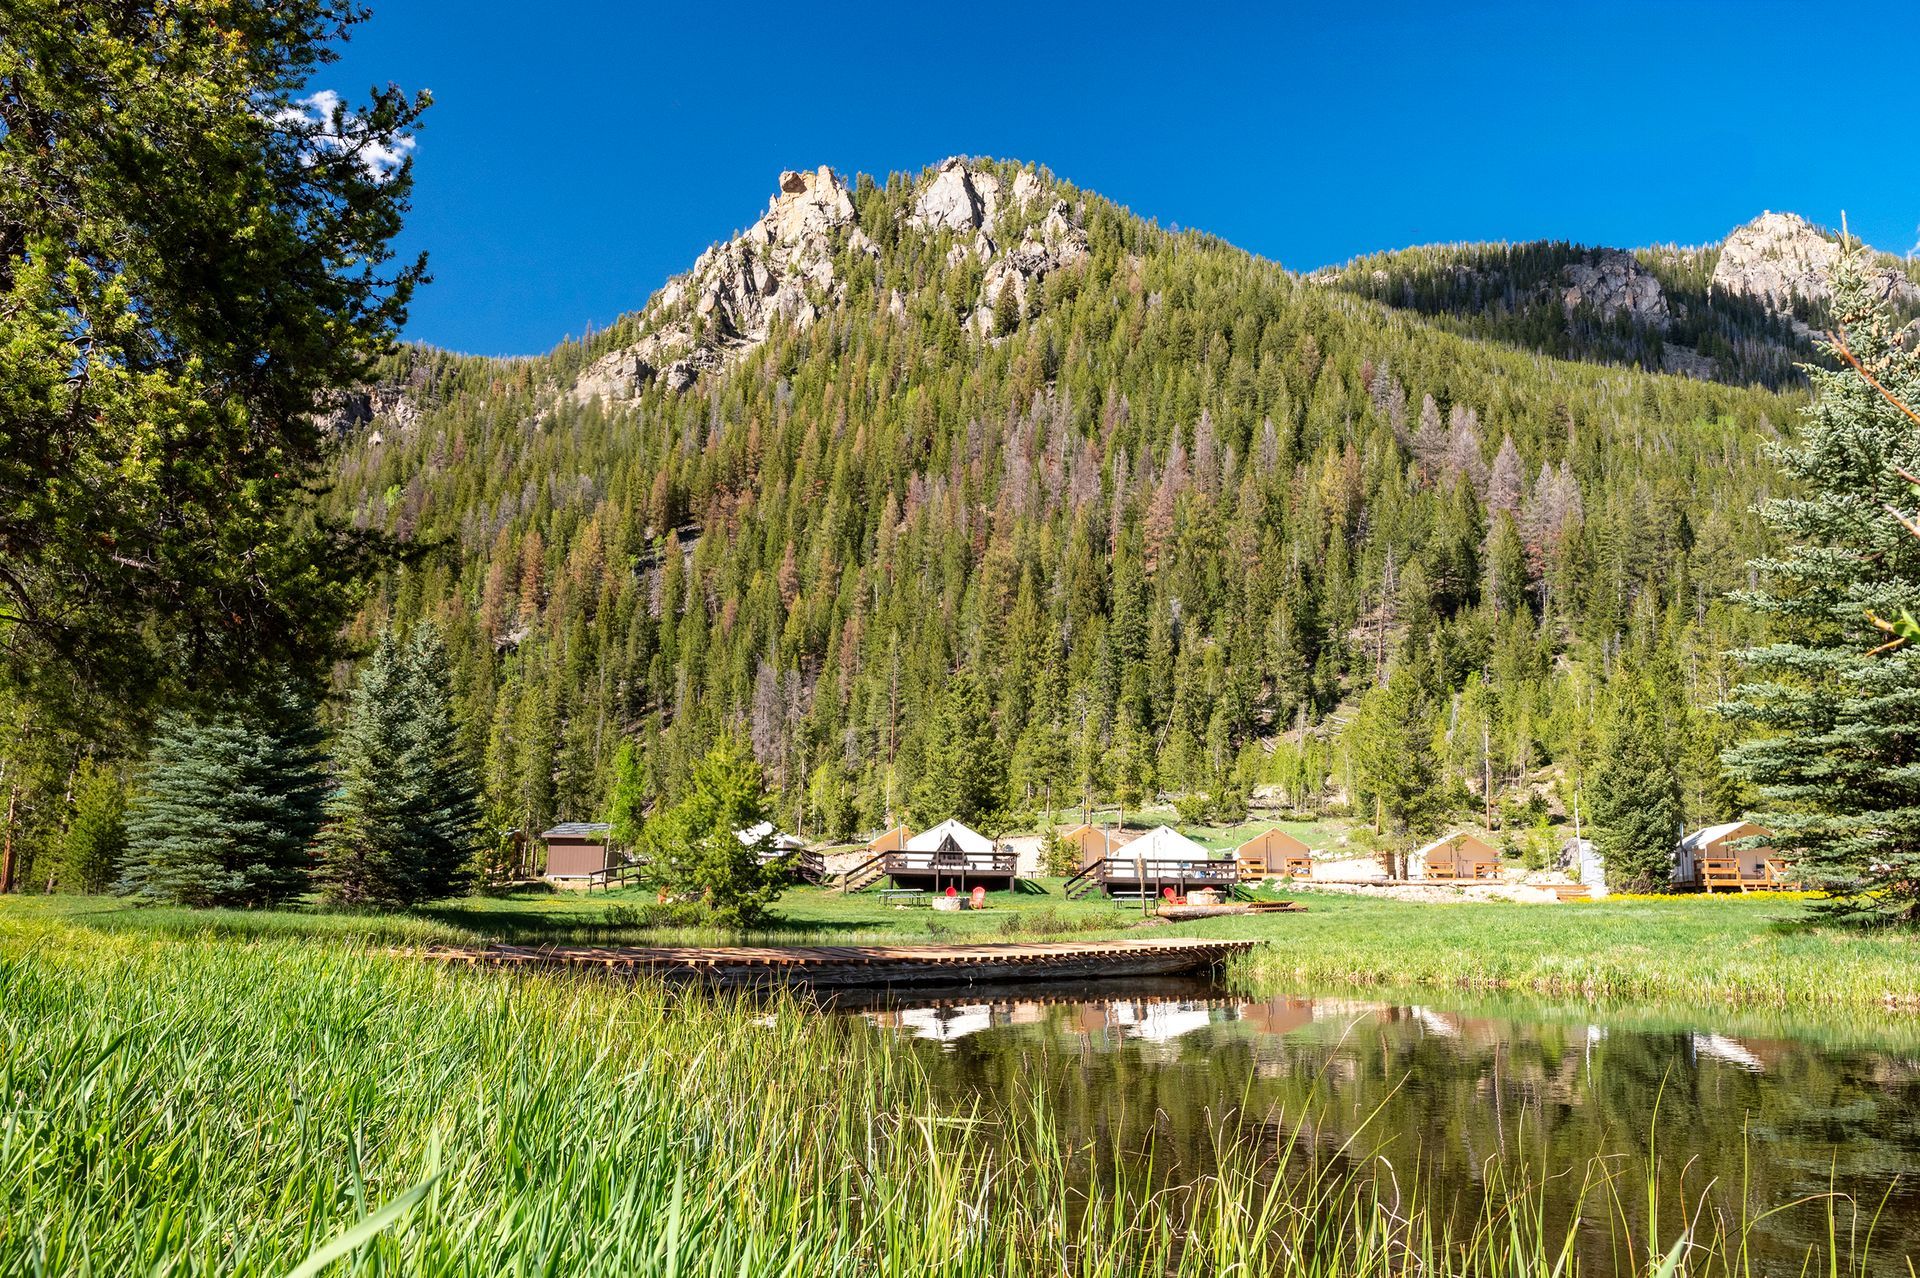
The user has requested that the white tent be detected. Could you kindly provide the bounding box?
[735,820,807,852]
[904,819,996,854]
[1675,821,1773,885]
[1120,824,1211,861]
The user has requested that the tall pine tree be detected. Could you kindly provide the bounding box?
[1722,253,1920,921]
[1590,680,1682,893]
[121,684,327,907]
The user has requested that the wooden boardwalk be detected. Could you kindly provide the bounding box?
[414,936,1258,989]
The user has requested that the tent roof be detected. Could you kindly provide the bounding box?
[1412,831,1496,860]
[1679,821,1767,851]
[1235,826,1310,857]
[904,819,995,853]
[736,821,806,850]
[1122,824,1212,860]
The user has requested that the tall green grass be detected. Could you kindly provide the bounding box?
[0,912,1902,1275]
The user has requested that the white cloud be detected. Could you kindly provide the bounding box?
[1909,223,1919,260]
[270,89,415,183]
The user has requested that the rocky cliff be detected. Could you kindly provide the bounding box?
[1711,211,1920,322]
[571,158,1087,402]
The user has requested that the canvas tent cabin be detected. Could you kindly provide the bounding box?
[1092,824,1238,898]
[1413,832,1501,882]
[1057,822,1127,869]
[540,822,614,882]
[1234,827,1313,880]
[1675,821,1781,892]
[879,818,1017,891]
[866,824,911,856]
[736,821,824,883]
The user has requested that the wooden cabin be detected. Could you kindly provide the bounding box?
[1234,827,1313,880]
[1057,822,1128,869]
[1675,821,1782,892]
[540,822,614,881]
[1413,832,1501,882]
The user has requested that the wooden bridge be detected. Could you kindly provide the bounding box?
[414,936,1257,989]
[1063,856,1248,900]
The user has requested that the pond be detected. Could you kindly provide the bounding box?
[839,979,1920,1272]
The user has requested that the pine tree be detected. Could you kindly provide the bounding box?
[57,759,125,894]
[121,685,327,907]
[1350,660,1446,875]
[642,734,782,926]
[1722,253,1920,920]
[606,738,651,850]
[912,670,1005,825]
[1590,681,1681,893]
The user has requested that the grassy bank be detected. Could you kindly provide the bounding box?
[13,885,1920,1014]
[0,909,1899,1275]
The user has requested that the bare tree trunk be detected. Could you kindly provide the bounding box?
[0,782,17,895]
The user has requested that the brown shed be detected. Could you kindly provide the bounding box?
[1234,827,1313,877]
[540,822,614,880]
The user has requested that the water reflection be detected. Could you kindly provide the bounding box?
[842,982,1920,1270]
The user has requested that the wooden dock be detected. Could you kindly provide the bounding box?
[414,937,1257,989]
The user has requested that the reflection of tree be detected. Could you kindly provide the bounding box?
[890,994,1920,1269]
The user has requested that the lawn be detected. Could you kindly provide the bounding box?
[11,883,1920,1013]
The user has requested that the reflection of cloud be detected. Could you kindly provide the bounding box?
[270,89,415,182]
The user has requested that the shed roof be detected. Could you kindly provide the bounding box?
[540,822,611,839]
[904,819,996,853]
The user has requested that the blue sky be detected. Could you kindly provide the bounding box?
[320,0,1920,356]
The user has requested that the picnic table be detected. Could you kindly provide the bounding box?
[877,887,927,907]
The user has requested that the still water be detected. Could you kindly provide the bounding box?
[841,979,1920,1271]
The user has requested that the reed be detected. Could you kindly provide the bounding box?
[0,911,1899,1275]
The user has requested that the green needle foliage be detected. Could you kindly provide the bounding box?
[641,735,783,926]
[120,685,328,907]
[0,0,425,726]
[319,626,482,907]
[1591,679,1683,892]
[1722,253,1920,921]
[53,759,126,894]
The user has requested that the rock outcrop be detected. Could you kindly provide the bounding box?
[1560,250,1669,330]
[571,159,1091,399]
[319,381,423,441]
[1712,211,1920,317]
[573,166,872,404]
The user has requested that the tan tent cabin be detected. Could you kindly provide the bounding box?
[1413,832,1501,881]
[540,822,614,881]
[866,824,912,855]
[1057,822,1128,869]
[1234,827,1313,879]
[1675,821,1783,892]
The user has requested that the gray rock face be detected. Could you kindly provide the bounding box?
[1712,211,1920,315]
[1561,250,1669,331]
[573,165,871,402]
[975,197,1089,333]
[319,382,422,440]
[911,157,1002,235]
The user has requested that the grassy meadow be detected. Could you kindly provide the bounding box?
[1,902,1908,1276]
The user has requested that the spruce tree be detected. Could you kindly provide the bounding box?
[1590,681,1682,892]
[1350,660,1446,877]
[1721,253,1920,920]
[642,734,781,926]
[121,685,327,907]
[57,759,125,894]
[320,626,481,907]
[912,670,1005,826]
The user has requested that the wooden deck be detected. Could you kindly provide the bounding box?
[414,937,1258,989]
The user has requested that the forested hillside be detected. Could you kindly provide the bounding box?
[1316,216,1920,390]
[318,157,1798,855]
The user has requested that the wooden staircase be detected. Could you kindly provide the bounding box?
[839,851,890,894]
